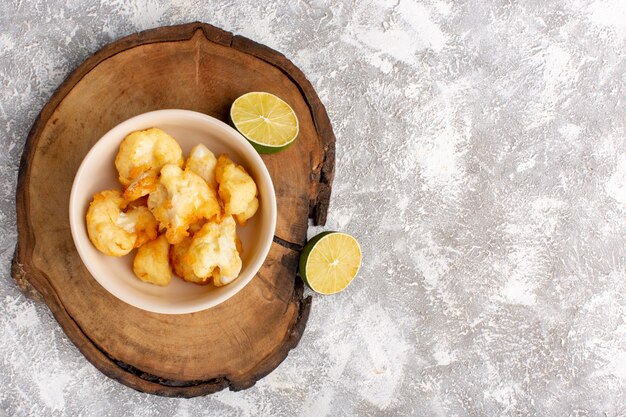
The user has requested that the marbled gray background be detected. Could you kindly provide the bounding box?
[1,0,625,415]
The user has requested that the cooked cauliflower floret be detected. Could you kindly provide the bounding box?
[233,198,259,226]
[148,164,221,244]
[115,128,183,200]
[86,190,135,256]
[215,154,259,226]
[132,235,172,286]
[170,237,210,285]
[121,205,159,248]
[185,144,217,189]
[187,219,207,235]
[171,220,243,286]
[122,170,159,202]
[185,216,242,286]
[86,190,159,256]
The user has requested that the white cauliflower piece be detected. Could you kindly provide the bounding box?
[170,236,210,285]
[115,127,183,200]
[186,216,242,286]
[132,235,172,286]
[122,170,159,202]
[233,198,259,226]
[185,144,217,189]
[86,190,135,256]
[121,205,159,248]
[148,164,221,244]
[215,154,259,226]
[171,220,243,286]
[86,190,160,256]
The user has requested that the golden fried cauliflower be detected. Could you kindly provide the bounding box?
[185,144,217,189]
[115,128,184,200]
[186,216,242,286]
[132,235,172,286]
[86,191,160,256]
[188,220,207,235]
[215,154,259,226]
[123,170,159,202]
[148,164,221,244]
[86,190,135,256]
[233,198,259,226]
[170,237,210,285]
[122,206,159,248]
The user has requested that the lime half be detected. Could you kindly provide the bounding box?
[299,232,362,295]
[230,92,299,154]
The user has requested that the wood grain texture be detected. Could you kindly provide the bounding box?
[12,22,333,397]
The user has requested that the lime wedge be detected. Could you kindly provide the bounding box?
[299,232,362,295]
[230,92,299,154]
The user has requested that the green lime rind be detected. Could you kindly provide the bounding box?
[248,136,298,154]
[229,115,298,155]
[298,231,337,292]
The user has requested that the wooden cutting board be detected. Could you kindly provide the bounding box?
[11,22,335,397]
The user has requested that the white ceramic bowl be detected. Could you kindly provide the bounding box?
[69,110,276,314]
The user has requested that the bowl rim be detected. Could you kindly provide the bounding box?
[69,109,277,314]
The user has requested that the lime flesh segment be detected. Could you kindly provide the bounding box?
[299,232,362,295]
[230,92,299,154]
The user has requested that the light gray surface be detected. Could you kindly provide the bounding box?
[1,0,625,415]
